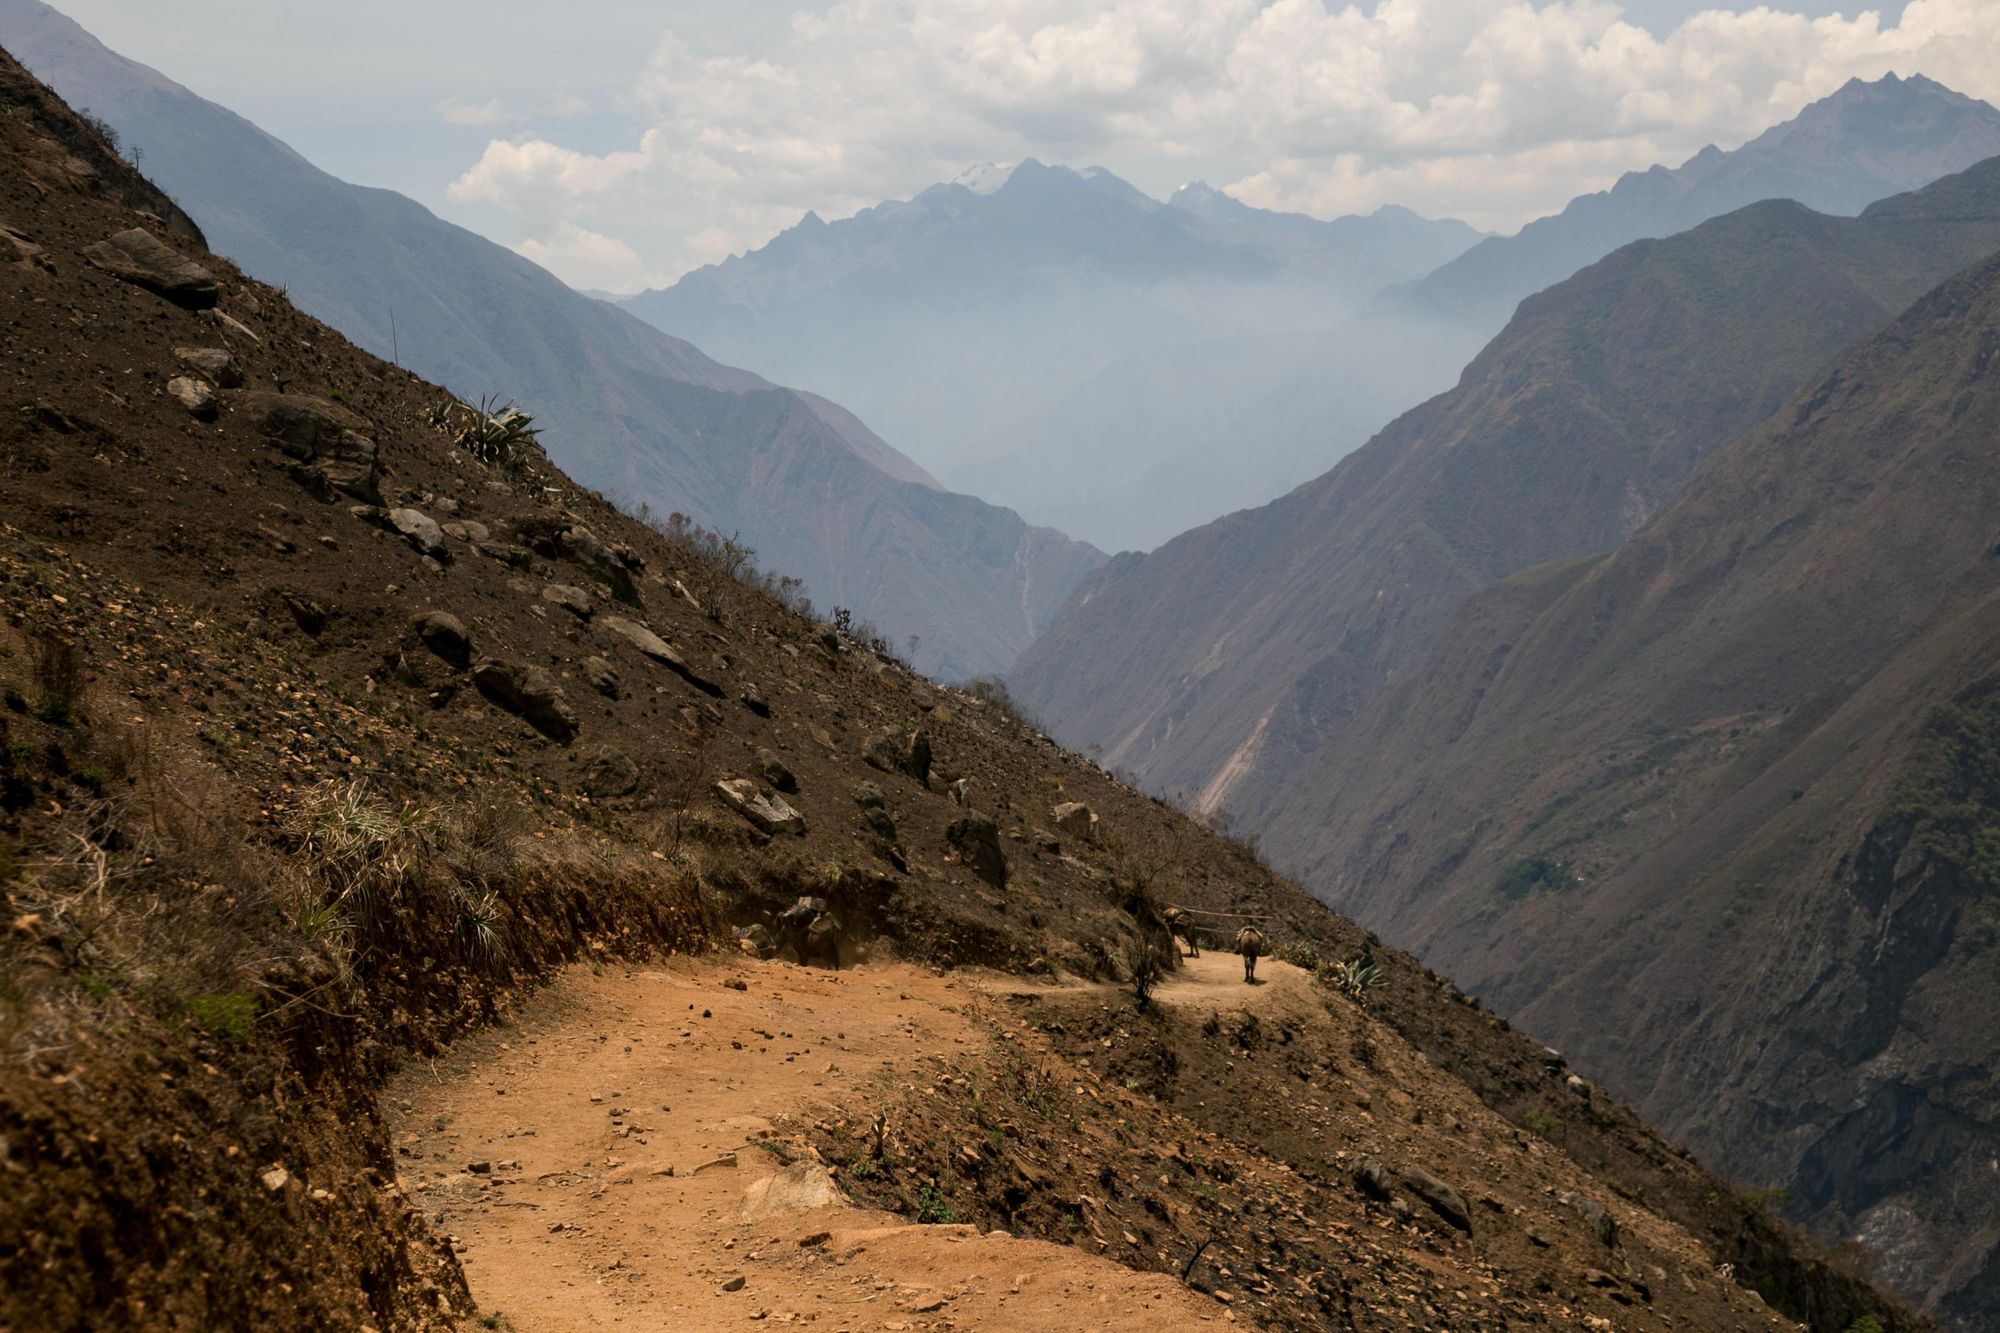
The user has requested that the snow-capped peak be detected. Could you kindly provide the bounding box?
[951,162,1017,195]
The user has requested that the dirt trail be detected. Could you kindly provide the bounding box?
[975,949,1312,1014]
[391,958,1224,1331]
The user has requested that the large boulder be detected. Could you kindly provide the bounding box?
[583,655,621,699]
[740,1161,842,1222]
[864,725,932,787]
[388,508,450,563]
[411,610,471,667]
[441,518,491,546]
[2,222,52,276]
[947,813,1007,889]
[1402,1166,1472,1233]
[755,748,798,794]
[716,778,805,836]
[472,660,579,743]
[559,526,640,604]
[542,584,594,619]
[598,616,723,696]
[1352,1157,1396,1203]
[165,377,217,420]
[83,227,217,308]
[174,346,242,388]
[1559,1191,1618,1249]
[235,391,381,502]
[581,749,641,798]
[1050,801,1098,844]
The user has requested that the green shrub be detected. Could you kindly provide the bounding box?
[1740,1185,1791,1216]
[915,1184,958,1224]
[184,992,258,1042]
[1494,854,1571,901]
[1521,1107,1563,1139]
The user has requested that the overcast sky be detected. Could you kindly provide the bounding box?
[52,0,2000,293]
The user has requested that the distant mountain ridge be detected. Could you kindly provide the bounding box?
[1011,152,2000,828]
[622,160,1484,551]
[1394,72,2000,330]
[0,0,1101,680]
[1184,72,2000,550]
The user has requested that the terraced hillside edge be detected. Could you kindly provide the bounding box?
[0,44,1921,1333]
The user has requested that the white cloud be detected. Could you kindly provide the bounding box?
[447,0,2000,282]
[437,94,595,131]
[513,222,659,294]
[437,97,507,127]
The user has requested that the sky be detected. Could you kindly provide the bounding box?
[52,0,2000,294]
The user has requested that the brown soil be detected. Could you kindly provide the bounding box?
[0,41,1923,1333]
[395,957,1220,1330]
[813,954,1806,1331]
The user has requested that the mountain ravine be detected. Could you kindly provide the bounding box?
[1013,153,2000,825]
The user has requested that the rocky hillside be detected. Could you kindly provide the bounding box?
[1185,73,2000,545]
[0,45,1920,1333]
[623,159,1482,552]
[1269,245,2000,1328]
[1012,157,2000,833]
[0,0,1104,682]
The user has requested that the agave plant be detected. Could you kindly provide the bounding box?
[455,884,505,968]
[1324,957,1386,1003]
[453,394,543,468]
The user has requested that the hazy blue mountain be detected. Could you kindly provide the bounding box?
[0,0,1103,680]
[1012,157,2000,836]
[1194,73,2000,552]
[622,161,1483,551]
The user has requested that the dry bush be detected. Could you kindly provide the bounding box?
[657,722,715,857]
[28,632,84,725]
[1,759,298,1063]
[621,502,813,624]
[962,677,1040,732]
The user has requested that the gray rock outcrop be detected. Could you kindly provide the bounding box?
[236,391,381,502]
[83,227,217,307]
[472,659,579,742]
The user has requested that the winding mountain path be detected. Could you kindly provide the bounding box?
[390,957,1223,1330]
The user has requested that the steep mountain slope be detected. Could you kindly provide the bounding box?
[0,47,1919,1333]
[0,0,1102,681]
[1013,159,2000,825]
[1281,247,2000,1329]
[623,160,1482,551]
[1199,74,2000,539]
